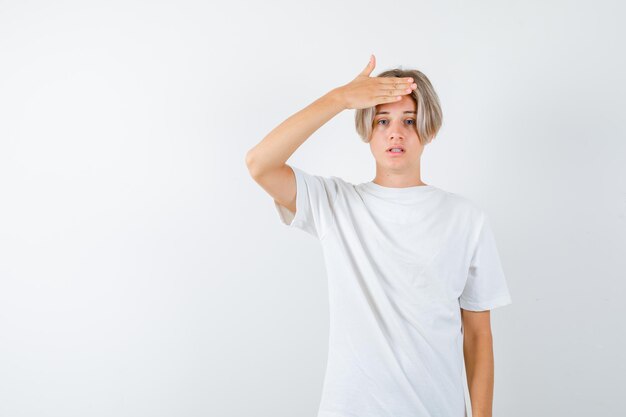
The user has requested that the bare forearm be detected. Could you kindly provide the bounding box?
[464,333,494,417]
[245,88,346,177]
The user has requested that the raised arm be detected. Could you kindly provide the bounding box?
[245,54,416,213]
[244,89,345,213]
[245,89,345,178]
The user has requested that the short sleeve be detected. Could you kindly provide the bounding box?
[273,165,339,240]
[459,212,513,311]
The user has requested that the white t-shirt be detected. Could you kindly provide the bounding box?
[273,165,513,417]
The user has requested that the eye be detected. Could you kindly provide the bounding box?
[405,119,416,125]
[376,119,388,126]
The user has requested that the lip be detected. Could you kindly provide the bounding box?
[386,147,405,156]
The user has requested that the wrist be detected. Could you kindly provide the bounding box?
[325,87,347,112]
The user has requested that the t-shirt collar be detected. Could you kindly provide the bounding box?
[360,181,437,199]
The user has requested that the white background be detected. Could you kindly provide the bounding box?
[1,0,624,416]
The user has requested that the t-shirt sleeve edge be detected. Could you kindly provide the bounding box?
[273,165,307,228]
[459,293,512,311]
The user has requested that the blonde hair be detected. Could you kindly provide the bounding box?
[355,68,443,144]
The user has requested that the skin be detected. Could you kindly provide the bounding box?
[369,94,427,188]
[462,309,495,417]
[246,54,414,178]
[246,54,496,416]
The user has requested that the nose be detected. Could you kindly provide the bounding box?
[387,118,409,140]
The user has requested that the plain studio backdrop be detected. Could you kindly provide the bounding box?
[1,0,624,416]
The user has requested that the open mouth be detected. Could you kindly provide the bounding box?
[386,147,405,154]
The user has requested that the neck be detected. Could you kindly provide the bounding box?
[372,170,426,188]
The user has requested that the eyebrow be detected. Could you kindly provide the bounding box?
[375,111,417,116]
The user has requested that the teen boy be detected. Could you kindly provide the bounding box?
[245,55,512,417]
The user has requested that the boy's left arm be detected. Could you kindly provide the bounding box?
[461,308,495,417]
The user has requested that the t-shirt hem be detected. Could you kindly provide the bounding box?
[317,409,359,417]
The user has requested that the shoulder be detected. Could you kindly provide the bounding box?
[324,174,356,195]
[291,166,343,194]
[438,188,486,224]
[289,169,349,209]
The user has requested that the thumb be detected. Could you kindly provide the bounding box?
[358,54,376,77]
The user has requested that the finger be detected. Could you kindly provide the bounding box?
[378,81,416,92]
[376,95,404,104]
[377,86,415,96]
[359,54,376,77]
[379,77,414,85]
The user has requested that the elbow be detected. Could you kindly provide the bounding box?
[245,150,258,176]
[245,149,283,178]
[245,149,255,167]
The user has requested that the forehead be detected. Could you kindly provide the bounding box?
[375,95,416,115]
